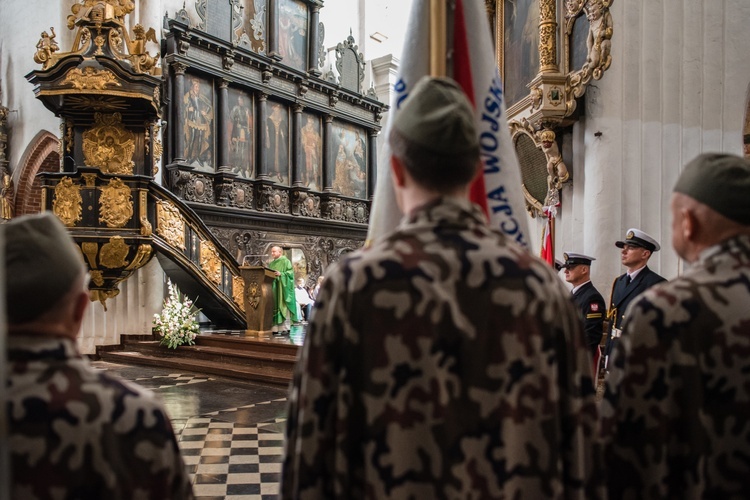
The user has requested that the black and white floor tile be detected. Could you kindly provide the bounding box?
[92,361,289,500]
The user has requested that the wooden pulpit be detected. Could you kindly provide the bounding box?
[240,266,276,336]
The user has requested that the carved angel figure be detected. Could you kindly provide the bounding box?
[583,0,613,79]
[540,130,569,192]
[34,28,59,67]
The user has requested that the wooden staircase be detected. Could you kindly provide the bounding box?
[97,332,300,386]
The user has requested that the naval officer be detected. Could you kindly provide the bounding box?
[563,252,606,355]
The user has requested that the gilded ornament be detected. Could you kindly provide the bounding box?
[82,173,97,187]
[247,280,261,310]
[61,67,121,90]
[233,276,246,312]
[99,177,133,227]
[33,27,60,70]
[139,191,152,236]
[125,244,153,271]
[82,113,136,174]
[100,236,130,268]
[90,288,120,310]
[65,121,74,153]
[81,241,99,267]
[90,270,105,286]
[200,240,222,286]
[156,199,186,250]
[53,177,83,227]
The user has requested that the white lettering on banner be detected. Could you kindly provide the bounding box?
[480,75,526,247]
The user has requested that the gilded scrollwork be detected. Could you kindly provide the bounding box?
[61,67,121,90]
[200,240,222,286]
[82,113,135,174]
[124,243,153,271]
[99,177,133,228]
[81,241,99,268]
[53,176,83,227]
[232,276,246,312]
[100,236,130,268]
[156,199,186,250]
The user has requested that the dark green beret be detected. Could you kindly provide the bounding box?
[392,76,479,155]
[674,153,750,226]
[3,212,86,324]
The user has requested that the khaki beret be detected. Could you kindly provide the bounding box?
[3,212,86,324]
[391,76,479,155]
[673,153,750,226]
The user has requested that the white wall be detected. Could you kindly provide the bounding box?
[554,0,750,299]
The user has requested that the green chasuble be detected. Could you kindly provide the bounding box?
[269,255,298,325]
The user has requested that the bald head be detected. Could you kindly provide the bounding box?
[670,192,750,263]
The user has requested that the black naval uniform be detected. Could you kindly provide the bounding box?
[606,266,666,355]
[610,266,666,329]
[572,281,606,355]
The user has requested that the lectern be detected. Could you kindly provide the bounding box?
[240,266,276,336]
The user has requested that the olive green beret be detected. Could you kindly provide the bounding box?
[3,212,86,324]
[673,153,750,226]
[391,76,479,155]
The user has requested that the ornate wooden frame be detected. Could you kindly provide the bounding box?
[489,0,614,215]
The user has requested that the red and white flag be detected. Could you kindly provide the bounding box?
[540,209,554,266]
[367,0,530,248]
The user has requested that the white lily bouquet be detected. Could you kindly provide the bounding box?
[153,279,201,349]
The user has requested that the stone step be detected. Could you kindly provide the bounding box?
[99,350,293,386]
[120,339,298,373]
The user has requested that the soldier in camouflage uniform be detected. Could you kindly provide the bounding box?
[4,213,194,500]
[601,153,750,498]
[282,77,602,499]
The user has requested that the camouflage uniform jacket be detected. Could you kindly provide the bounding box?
[282,197,603,499]
[7,334,194,500]
[601,234,750,499]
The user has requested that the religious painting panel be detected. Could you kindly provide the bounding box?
[183,75,215,171]
[265,100,290,184]
[570,11,589,73]
[331,121,367,199]
[278,0,308,72]
[243,0,267,53]
[299,113,322,190]
[292,247,308,281]
[226,87,254,178]
[502,0,540,109]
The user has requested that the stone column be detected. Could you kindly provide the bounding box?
[217,79,230,171]
[268,0,280,59]
[308,4,322,76]
[323,115,334,192]
[292,103,304,187]
[172,62,187,163]
[368,129,378,199]
[257,93,270,179]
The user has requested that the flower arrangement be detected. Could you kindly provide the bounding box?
[153,279,201,349]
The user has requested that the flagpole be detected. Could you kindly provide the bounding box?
[430,0,447,77]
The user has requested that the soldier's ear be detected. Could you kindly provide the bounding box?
[390,155,406,188]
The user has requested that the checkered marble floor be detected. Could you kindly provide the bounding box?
[92,361,289,500]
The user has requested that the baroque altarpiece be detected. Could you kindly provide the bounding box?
[28,0,386,328]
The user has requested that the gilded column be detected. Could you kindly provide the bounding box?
[539,0,558,73]
[257,93,269,179]
[292,103,304,187]
[323,115,334,192]
[172,62,187,163]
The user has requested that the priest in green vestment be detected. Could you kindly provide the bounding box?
[268,245,298,335]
